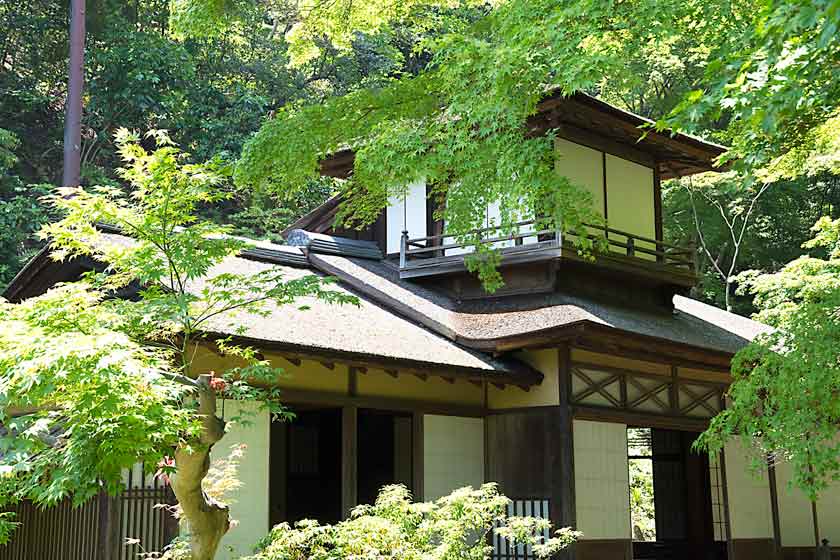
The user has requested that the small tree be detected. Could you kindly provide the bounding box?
[246,484,580,560]
[696,216,840,500]
[0,130,355,559]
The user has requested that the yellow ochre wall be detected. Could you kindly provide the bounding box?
[555,138,604,220]
[554,137,657,254]
[488,349,559,409]
[358,367,482,406]
[191,348,483,407]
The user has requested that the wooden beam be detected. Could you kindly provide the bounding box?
[342,406,358,518]
[572,404,710,432]
[282,356,302,367]
[319,361,335,370]
[348,366,358,397]
[385,368,399,378]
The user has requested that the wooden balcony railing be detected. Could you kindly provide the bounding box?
[399,218,696,280]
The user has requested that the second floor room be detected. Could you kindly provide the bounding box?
[289,92,725,306]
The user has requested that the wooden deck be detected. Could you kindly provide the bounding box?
[399,219,697,286]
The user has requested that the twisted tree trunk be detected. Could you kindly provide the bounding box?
[171,375,230,560]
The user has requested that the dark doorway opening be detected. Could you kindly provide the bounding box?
[270,407,342,527]
[270,407,415,528]
[357,410,413,506]
[628,427,727,560]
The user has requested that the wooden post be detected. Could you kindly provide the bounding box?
[412,412,424,501]
[400,230,408,268]
[719,449,734,560]
[653,164,664,263]
[556,346,576,560]
[341,406,358,518]
[626,236,635,257]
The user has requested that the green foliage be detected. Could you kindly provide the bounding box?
[0,283,198,503]
[628,459,656,541]
[239,0,708,283]
[246,484,579,560]
[697,216,840,499]
[0,131,355,548]
[0,129,54,290]
[668,0,840,168]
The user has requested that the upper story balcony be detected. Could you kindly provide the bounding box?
[399,218,697,288]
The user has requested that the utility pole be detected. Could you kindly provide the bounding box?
[62,0,85,188]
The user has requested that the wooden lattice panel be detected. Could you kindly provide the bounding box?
[571,362,727,420]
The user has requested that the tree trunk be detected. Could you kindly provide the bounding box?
[171,375,230,560]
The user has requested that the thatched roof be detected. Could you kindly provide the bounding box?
[5,224,768,378]
[3,232,541,385]
[307,252,769,356]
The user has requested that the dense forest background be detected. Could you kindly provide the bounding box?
[2,0,839,313]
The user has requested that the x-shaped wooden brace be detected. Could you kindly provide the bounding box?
[678,384,721,416]
[626,377,671,412]
[571,368,622,408]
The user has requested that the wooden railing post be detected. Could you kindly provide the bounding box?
[626,236,635,257]
[400,230,408,268]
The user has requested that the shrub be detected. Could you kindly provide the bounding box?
[246,483,580,560]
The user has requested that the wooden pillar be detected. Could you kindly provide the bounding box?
[556,346,577,559]
[342,405,358,518]
[95,491,118,560]
[412,412,424,501]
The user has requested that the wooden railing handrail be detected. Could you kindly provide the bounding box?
[400,217,696,273]
[406,228,558,256]
[408,218,690,252]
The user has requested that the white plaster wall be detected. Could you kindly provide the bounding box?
[772,460,840,547]
[776,461,821,547]
[573,420,630,539]
[211,400,270,560]
[816,476,840,546]
[423,415,485,501]
[724,440,774,540]
[386,179,427,254]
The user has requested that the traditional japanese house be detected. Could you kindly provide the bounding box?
[3,92,838,560]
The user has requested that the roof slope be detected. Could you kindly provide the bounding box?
[308,252,770,355]
[3,232,540,383]
[6,227,769,376]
